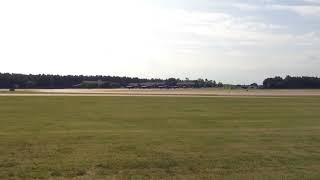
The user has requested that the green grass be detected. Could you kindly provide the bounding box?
[0,96,320,179]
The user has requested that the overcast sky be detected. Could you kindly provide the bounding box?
[0,0,319,84]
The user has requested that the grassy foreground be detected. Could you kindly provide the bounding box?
[0,96,320,179]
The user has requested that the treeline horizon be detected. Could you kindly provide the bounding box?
[1,73,320,89]
[0,73,221,89]
[263,76,320,89]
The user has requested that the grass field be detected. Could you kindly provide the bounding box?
[1,96,320,179]
[2,88,320,97]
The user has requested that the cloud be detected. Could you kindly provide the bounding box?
[231,3,260,11]
[303,0,320,4]
[270,4,320,16]
[152,8,320,81]
[225,1,320,17]
[0,0,319,83]
[152,8,307,53]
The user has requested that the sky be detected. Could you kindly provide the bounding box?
[0,0,319,84]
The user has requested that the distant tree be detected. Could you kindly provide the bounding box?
[194,78,205,88]
[263,76,284,89]
[0,73,220,89]
[212,81,217,87]
[263,76,320,89]
[250,83,258,87]
[217,82,224,87]
[166,78,178,86]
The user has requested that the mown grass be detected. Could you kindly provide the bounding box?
[0,96,320,179]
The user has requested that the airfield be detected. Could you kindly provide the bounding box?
[1,88,320,97]
[1,89,320,179]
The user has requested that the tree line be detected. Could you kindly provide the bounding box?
[0,73,221,89]
[263,76,320,89]
[2,73,319,89]
[0,73,149,89]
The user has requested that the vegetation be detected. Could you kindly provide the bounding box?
[2,72,320,89]
[0,73,149,89]
[0,73,218,89]
[1,96,320,179]
[263,76,320,89]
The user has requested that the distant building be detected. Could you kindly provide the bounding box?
[126,81,198,89]
[235,84,259,89]
[177,81,195,88]
[126,82,167,89]
[126,83,140,89]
